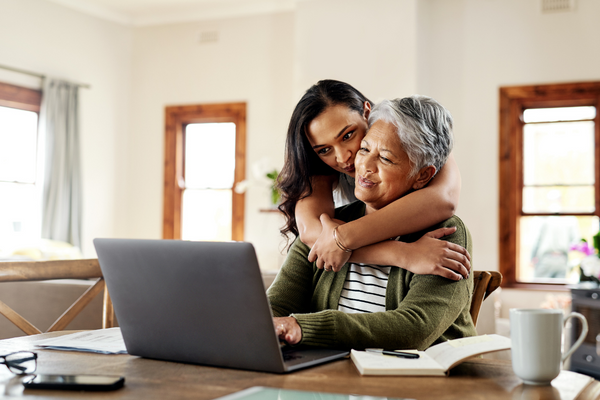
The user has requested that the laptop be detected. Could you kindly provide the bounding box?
[93,238,349,373]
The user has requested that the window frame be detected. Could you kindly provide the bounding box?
[0,81,41,113]
[499,81,600,289]
[163,102,246,241]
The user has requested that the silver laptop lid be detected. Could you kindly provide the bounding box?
[94,239,287,372]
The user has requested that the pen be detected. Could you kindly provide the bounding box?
[365,349,420,359]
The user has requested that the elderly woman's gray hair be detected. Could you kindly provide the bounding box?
[368,95,453,177]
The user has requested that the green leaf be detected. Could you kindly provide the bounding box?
[266,169,278,181]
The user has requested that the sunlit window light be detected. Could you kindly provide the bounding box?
[181,122,237,241]
[0,106,38,183]
[523,106,596,123]
[0,106,42,250]
[185,123,236,189]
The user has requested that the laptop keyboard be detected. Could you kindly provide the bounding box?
[283,352,303,361]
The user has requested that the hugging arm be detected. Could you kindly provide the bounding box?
[307,155,469,278]
[342,154,462,246]
[294,174,337,247]
[346,226,470,280]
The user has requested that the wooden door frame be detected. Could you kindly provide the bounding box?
[163,102,246,241]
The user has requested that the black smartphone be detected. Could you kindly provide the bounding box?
[23,374,125,391]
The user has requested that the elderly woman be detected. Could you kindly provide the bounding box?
[267,95,477,350]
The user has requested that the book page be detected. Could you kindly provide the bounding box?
[350,349,445,376]
[425,334,511,372]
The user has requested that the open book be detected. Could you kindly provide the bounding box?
[351,334,511,376]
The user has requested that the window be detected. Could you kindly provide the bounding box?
[0,81,42,248]
[163,103,246,241]
[499,82,600,288]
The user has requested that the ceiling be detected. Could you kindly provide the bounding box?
[45,0,296,26]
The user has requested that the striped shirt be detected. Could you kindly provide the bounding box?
[337,264,391,313]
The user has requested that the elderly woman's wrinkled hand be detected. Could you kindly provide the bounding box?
[403,226,471,280]
[307,214,352,272]
[273,316,302,345]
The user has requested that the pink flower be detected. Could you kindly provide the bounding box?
[570,241,596,256]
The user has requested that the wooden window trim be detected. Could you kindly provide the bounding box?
[499,81,600,289]
[0,81,41,113]
[163,103,246,241]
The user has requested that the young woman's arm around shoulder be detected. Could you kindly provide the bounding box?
[307,154,468,278]
[294,174,337,247]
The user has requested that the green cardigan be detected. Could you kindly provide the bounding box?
[267,201,477,350]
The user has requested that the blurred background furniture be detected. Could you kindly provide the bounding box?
[569,285,600,379]
[470,270,502,326]
[0,259,114,338]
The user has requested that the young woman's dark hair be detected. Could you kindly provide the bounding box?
[277,79,371,244]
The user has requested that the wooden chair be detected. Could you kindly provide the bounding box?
[0,259,114,335]
[470,270,502,326]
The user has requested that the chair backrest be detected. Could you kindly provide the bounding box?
[470,270,502,326]
[0,259,114,335]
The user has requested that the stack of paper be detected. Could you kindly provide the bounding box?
[35,328,127,354]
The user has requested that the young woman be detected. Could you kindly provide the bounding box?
[277,80,470,280]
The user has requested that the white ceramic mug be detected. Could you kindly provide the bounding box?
[510,308,588,385]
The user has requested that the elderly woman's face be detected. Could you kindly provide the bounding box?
[354,120,420,212]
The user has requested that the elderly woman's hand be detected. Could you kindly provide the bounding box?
[308,214,351,272]
[402,226,471,280]
[274,316,302,345]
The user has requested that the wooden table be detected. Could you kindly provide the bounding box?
[0,331,598,399]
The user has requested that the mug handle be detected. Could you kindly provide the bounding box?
[562,312,589,362]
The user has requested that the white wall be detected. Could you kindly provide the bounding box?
[0,0,132,257]
[128,13,295,270]
[294,0,418,101]
[418,0,600,306]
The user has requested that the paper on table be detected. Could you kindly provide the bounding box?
[35,327,127,354]
[510,370,594,400]
[551,370,594,400]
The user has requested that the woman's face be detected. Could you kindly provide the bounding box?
[305,103,370,177]
[354,120,420,213]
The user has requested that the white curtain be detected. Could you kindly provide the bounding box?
[39,78,82,248]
